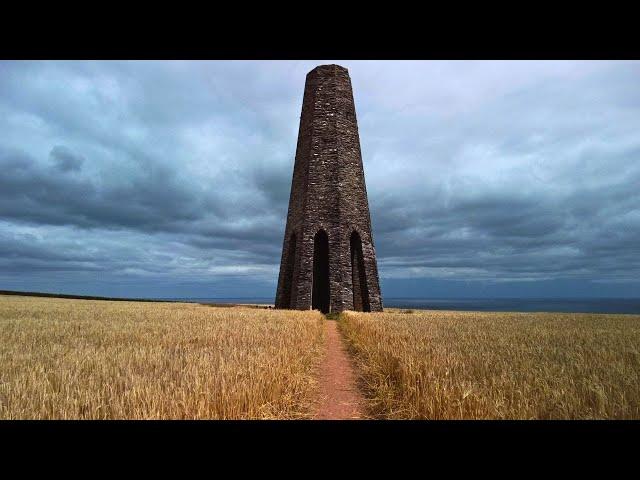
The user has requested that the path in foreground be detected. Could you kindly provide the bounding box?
[313,319,365,420]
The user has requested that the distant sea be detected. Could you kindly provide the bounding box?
[163,297,640,315]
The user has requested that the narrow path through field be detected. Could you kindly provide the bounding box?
[313,319,366,420]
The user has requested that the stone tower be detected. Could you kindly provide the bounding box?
[275,64,383,313]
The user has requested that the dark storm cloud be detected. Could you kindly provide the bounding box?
[0,146,204,230]
[50,145,84,172]
[1,60,639,297]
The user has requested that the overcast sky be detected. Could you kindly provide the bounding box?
[1,60,639,299]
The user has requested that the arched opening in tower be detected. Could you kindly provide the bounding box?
[281,232,297,309]
[312,229,330,313]
[350,231,370,312]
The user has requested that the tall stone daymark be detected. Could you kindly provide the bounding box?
[275,65,383,313]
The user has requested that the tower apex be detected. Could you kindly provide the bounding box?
[307,64,349,76]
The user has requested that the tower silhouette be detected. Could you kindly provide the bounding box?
[275,65,383,313]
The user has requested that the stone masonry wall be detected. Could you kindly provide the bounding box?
[275,65,383,313]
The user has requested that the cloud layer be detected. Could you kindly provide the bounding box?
[1,60,639,298]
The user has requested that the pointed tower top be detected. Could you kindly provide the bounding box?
[307,64,349,76]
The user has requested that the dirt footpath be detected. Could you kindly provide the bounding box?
[313,319,366,420]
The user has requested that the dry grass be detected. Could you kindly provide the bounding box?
[340,309,640,419]
[0,295,324,419]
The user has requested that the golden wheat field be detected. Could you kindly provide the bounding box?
[340,309,640,419]
[0,295,324,419]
